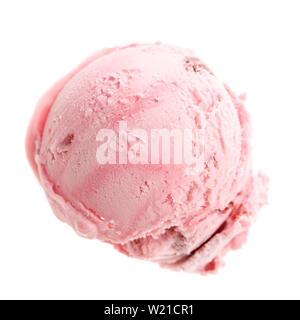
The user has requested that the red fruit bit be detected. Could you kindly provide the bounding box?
[61,133,74,146]
[184,57,213,75]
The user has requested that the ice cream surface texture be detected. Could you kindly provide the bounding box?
[26,43,268,274]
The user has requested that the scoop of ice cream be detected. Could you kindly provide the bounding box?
[26,43,268,274]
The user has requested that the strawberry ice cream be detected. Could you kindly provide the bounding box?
[26,43,268,274]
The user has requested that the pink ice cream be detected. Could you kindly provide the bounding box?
[26,43,268,274]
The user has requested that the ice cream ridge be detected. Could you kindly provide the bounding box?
[26,43,268,274]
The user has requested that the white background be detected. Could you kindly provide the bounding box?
[0,0,299,300]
